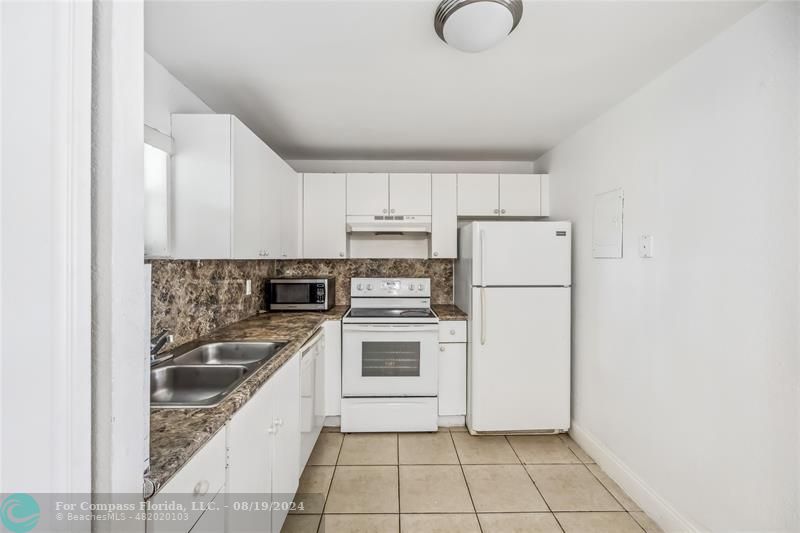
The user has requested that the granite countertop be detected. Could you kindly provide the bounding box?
[148,306,348,496]
[432,304,468,320]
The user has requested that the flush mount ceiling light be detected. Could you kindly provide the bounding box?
[434,0,523,53]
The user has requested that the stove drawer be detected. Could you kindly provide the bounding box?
[439,321,466,343]
[341,397,437,432]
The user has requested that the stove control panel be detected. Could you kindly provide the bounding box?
[351,277,431,297]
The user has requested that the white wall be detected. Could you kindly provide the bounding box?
[1,0,92,495]
[93,0,148,501]
[535,3,799,532]
[287,159,533,174]
[145,51,212,136]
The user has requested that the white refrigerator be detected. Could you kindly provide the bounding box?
[454,221,572,434]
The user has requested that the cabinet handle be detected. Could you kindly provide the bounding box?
[440,346,445,352]
[193,480,209,497]
[493,208,499,214]
[501,209,506,214]
[433,251,439,257]
[275,418,284,426]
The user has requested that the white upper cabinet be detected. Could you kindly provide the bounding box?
[457,173,500,216]
[431,174,457,258]
[172,114,233,259]
[172,113,291,260]
[389,173,431,215]
[346,173,389,215]
[303,173,347,259]
[458,173,549,217]
[499,174,542,216]
[279,166,301,259]
[232,117,272,259]
[346,173,432,216]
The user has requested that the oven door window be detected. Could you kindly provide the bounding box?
[272,283,309,304]
[361,341,420,377]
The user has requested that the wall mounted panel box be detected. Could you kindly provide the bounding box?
[171,114,300,259]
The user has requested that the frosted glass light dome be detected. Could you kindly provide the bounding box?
[435,0,523,53]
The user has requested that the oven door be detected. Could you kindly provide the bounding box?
[342,323,438,397]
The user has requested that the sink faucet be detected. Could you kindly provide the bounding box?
[150,330,173,366]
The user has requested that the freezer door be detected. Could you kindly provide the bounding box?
[473,221,571,286]
[468,287,570,433]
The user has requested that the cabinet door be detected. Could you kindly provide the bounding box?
[172,114,232,259]
[303,173,347,259]
[188,489,225,533]
[457,174,499,216]
[270,354,301,532]
[389,173,431,215]
[438,343,467,416]
[232,117,267,259]
[279,166,301,259]
[346,173,389,215]
[499,174,541,216]
[260,147,283,259]
[148,429,227,533]
[323,321,342,416]
[227,383,273,532]
[430,174,457,258]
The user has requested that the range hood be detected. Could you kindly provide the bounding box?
[346,215,432,234]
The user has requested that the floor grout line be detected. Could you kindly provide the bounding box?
[505,434,566,533]
[304,430,653,532]
[450,428,484,533]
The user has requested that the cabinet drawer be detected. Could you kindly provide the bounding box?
[149,429,226,533]
[439,321,466,343]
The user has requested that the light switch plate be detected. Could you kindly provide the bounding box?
[639,235,654,258]
[245,279,252,295]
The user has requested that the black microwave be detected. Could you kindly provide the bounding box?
[267,278,335,311]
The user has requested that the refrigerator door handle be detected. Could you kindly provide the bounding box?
[479,229,486,287]
[480,287,487,345]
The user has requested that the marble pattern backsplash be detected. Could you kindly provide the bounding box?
[150,260,275,348]
[150,258,453,349]
[274,259,453,306]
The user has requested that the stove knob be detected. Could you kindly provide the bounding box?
[408,284,414,291]
[366,284,373,291]
[356,283,363,291]
[418,284,424,291]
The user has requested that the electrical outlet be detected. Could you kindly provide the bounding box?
[245,279,252,295]
[639,235,654,258]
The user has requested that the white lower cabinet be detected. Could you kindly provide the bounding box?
[227,352,300,533]
[147,429,227,533]
[438,320,467,417]
[188,489,225,533]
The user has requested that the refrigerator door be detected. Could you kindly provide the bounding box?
[472,221,571,287]
[468,286,570,433]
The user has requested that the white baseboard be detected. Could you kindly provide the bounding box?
[569,421,703,533]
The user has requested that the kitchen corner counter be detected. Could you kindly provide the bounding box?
[432,304,468,321]
[148,306,347,496]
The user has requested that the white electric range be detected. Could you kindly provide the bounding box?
[341,277,439,432]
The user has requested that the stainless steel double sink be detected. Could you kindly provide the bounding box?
[150,341,287,408]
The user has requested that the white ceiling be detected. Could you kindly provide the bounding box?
[145,1,759,161]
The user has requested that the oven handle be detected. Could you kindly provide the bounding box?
[343,324,439,333]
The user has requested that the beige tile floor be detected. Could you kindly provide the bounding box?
[283,428,663,533]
